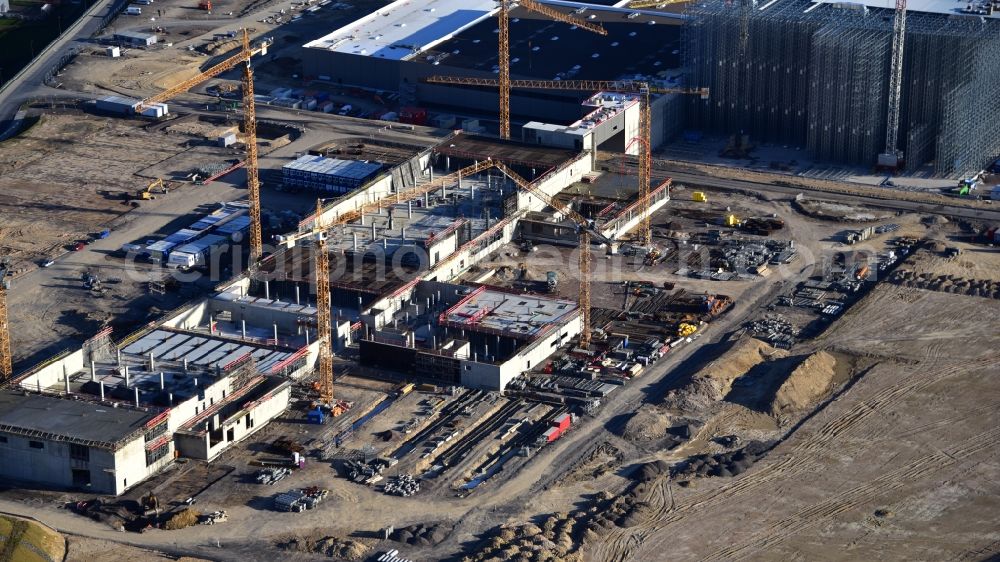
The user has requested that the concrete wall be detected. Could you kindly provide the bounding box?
[161,299,210,330]
[18,348,85,391]
[0,431,171,495]
[460,312,581,391]
[113,435,174,494]
[600,183,672,241]
[175,383,290,461]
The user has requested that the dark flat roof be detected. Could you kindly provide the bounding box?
[0,391,156,449]
[435,133,580,169]
[425,6,684,82]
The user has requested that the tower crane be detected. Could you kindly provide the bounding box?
[274,161,497,403]
[0,259,11,380]
[496,0,607,139]
[627,0,688,7]
[489,161,610,348]
[311,199,334,406]
[879,0,907,170]
[425,76,709,246]
[138,29,270,264]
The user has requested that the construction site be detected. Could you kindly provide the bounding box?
[0,0,998,560]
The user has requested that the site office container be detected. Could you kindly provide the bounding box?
[550,413,571,431]
[543,426,563,443]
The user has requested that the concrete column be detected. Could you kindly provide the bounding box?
[432,335,437,349]
[194,377,199,389]
[429,166,434,181]
[305,329,310,346]
[149,352,155,372]
[407,200,412,218]
[159,372,165,390]
[183,358,189,372]
[134,387,140,407]
[361,213,366,226]
[445,156,450,170]
[273,323,279,343]
[264,280,270,300]
[371,222,377,240]
[382,238,387,250]
[64,375,70,394]
[402,226,407,240]
[90,361,96,382]
[425,191,430,207]
[100,381,105,401]
[168,393,173,406]
[241,319,248,340]
[124,366,130,387]
[116,348,121,365]
[353,233,358,251]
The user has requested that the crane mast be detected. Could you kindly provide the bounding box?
[241,30,264,264]
[495,0,607,138]
[0,264,11,380]
[425,76,708,245]
[312,200,334,406]
[140,28,268,266]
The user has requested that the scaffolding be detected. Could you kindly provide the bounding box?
[684,0,1000,175]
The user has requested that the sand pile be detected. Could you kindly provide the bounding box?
[770,351,838,415]
[666,339,787,411]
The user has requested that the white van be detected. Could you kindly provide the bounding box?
[125,5,142,14]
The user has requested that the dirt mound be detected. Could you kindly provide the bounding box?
[622,407,672,441]
[794,198,893,222]
[164,509,199,531]
[666,339,787,410]
[277,534,371,560]
[390,522,453,547]
[635,460,670,482]
[770,351,838,415]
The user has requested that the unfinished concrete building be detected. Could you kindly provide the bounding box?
[0,284,319,494]
[360,282,581,390]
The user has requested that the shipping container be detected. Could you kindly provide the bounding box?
[96,95,139,114]
[167,234,227,269]
[399,106,428,125]
[551,413,571,431]
[543,426,562,442]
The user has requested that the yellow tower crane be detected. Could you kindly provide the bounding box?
[627,0,689,7]
[425,76,709,246]
[496,0,607,139]
[311,200,335,406]
[488,161,605,349]
[0,260,11,380]
[275,161,497,404]
[138,29,270,265]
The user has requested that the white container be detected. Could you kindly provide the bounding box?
[107,46,120,57]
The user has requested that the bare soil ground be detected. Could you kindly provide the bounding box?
[0,113,233,265]
[582,261,1000,561]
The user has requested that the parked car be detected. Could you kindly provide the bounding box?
[73,242,86,251]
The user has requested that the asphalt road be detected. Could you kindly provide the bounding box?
[662,170,1000,223]
[0,0,122,136]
